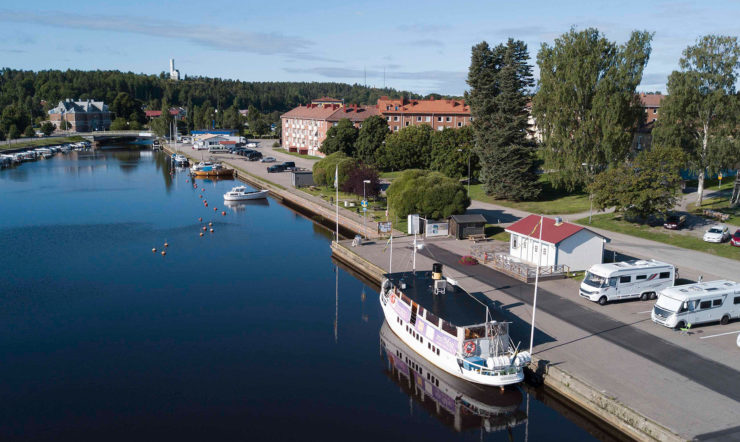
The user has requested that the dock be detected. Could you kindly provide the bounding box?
[331,235,740,442]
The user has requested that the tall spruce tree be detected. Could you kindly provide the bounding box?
[466,39,540,201]
[533,28,653,191]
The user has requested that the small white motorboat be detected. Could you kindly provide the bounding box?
[173,154,189,166]
[223,186,268,201]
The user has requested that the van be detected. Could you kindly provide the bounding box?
[652,280,740,329]
[580,260,675,305]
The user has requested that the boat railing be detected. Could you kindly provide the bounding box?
[457,353,520,377]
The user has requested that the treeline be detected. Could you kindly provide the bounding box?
[0,67,421,138]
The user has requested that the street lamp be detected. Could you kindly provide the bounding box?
[363,179,371,239]
[458,148,471,195]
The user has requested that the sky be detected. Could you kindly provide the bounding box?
[1,0,738,96]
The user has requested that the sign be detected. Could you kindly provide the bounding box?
[425,221,449,238]
[378,221,392,234]
[408,214,420,235]
[361,200,368,208]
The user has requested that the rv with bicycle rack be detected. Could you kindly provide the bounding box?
[580,259,676,305]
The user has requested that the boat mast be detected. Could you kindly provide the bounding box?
[528,215,544,354]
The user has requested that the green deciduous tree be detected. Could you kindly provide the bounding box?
[591,145,687,220]
[429,126,477,179]
[534,28,653,191]
[652,35,740,206]
[320,118,359,156]
[23,125,35,137]
[110,117,129,130]
[386,169,470,219]
[7,124,19,140]
[341,164,381,198]
[375,124,432,171]
[40,121,55,136]
[355,115,389,165]
[466,39,540,200]
[312,152,357,187]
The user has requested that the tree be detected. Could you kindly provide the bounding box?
[312,152,357,187]
[355,115,389,164]
[386,169,470,219]
[429,126,478,179]
[466,39,540,200]
[376,124,432,171]
[110,117,129,130]
[23,125,35,138]
[591,145,687,220]
[320,118,358,156]
[40,121,55,136]
[59,120,70,130]
[7,124,19,140]
[652,35,740,206]
[533,28,653,191]
[341,164,381,198]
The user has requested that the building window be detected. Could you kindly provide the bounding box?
[437,116,443,122]
[387,116,391,121]
[437,126,443,131]
[405,121,409,126]
[457,122,462,127]
[470,117,474,121]
[425,116,431,122]
[416,116,421,122]
[394,126,399,131]
[446,116,451,122]
[512,236,518,249]
[393,116,399,122]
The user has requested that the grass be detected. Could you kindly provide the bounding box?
[0,136,85,151]
[469,175,591,214]
[272,147,322,160]
[576,213,740,261]
[379,171,406,181]
[484,224,510,242]
[687,196,739,226]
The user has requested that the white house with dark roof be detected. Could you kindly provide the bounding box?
[505,215,609,271]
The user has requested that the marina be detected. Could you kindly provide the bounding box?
[0,146,606,441]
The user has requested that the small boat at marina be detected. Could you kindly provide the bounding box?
[173,154,189,166]
[190,161,233,177]
[223,185,268,201]
[379,264,531,387]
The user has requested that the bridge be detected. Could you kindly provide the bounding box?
[72,130,157,146]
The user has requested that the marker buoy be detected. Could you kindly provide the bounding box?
[205,203,208,207]
[199,195,203,199]
[164,242,169,248]
[201,188,204,192]
[221,211,226,216]
[202,226,207,231]
[199,232,204,237]
[152,248,157,253]
[198,217,202,222]
[210,228,214,233]
[208,222,212,226]
[214,207,217,211]
[161,251,166,256]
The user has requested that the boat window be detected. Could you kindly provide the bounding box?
[441,320,458,337]
[699,300,711,309]
[417,306,424,317]
[425,311,440,327]
[712,299,722,307]
[436,349,440,355]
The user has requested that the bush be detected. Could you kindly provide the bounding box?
[386,169,470,219]
[312,152,357,187]
[341,164,381,198]
[272,141,280,148]
[458,256,478,265]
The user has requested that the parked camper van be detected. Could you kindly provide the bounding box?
[580,260,675,305]
[652,280,740,329]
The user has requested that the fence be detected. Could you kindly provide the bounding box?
[472,245,569,282]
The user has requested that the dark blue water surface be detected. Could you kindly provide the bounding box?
[0,149,603,441]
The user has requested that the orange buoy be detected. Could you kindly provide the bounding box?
[199,232,204,237]
[152,248,157,253]
[202,226,207,231]
[208,222,212,226]
[164,242,169,248]
[213,207,217,211]
[201,188,204,192]
[161,251,166,256]
[198,217,202,222]
[205,203,208,207]
[221,211,226,216]
[210,228,214,233]
[199,195,202,199]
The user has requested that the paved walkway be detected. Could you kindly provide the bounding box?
[467,199,738,281]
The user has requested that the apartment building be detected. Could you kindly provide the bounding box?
[48,99,112,132]
[639,93,665,124]
[377,96,471,132]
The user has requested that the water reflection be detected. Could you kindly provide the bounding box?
[223,199,270,212]
[380,321,527,436]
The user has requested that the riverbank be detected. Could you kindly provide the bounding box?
[331,236,740,441]
[0,136,85,152]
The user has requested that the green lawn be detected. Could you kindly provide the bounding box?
[687,196,739,226]
[379,171,405,181]
[484,224,510,242]
[0,136,85,151]
[272,147,322,160]
[576,214,740,261]
[469,177,591,215]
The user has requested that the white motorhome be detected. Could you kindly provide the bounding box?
[652,280,740,329]
[580,260,675,305]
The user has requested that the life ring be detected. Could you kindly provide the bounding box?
[464,341,476,355]
[390,293,396,304]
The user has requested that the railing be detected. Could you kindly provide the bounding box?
[479,251,570,282]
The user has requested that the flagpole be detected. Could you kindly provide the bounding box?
[529,215,543,355]
[335,165,339,242]
[389,231,393,274]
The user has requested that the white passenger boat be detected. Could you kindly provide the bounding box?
[380,321,527,433]
[223,185,268,201]
[173,154,189,166]
[379,264,531,387]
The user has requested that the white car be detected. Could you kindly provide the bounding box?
[260,156,276,163]
[703,225,729,243]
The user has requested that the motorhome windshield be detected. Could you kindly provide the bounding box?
[583,272,607,288]
[655,294,683,313]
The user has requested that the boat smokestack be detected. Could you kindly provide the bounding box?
[432,263,443,280]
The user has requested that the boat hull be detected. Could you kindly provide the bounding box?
[223,190,269,201]
[191,169,233,177]
[379,288,524,387]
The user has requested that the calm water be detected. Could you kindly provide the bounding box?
[0,148,602,441]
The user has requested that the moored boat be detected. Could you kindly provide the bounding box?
[223,185,268,201]
[379,265,531,387]
[173,154,189,166]
[190,161,233,177]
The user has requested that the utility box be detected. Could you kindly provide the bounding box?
[291,171,314,188]
[408,214,420,235]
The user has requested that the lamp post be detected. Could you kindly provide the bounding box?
[363,179,371,239]
[458,148,471,195]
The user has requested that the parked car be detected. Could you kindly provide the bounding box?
[663,214,687,230]
[261,156,276,163]
[703,225,730,243]
[280,161,296,171]
[237,149,256,157]
[267,164,286,173]
[731,229,740,247]
[246,151,263,161]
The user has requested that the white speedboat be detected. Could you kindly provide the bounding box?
[173,154,189,166]
[379,264,531,387]
[223,185,268,201]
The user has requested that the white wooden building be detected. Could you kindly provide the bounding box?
[505,215,609,271]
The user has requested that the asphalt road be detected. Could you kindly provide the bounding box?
[422,243,740,404]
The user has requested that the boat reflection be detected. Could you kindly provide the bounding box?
[223,198,270,212]
[380,321,527,435]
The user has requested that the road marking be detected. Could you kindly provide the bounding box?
[637,310,652,314]
[699,330,740,339]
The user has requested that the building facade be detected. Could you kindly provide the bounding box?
[48,99,112,132]
[639,93,664,124]
[377,96,471,132]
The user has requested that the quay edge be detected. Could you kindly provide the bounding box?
[330,241,685,442]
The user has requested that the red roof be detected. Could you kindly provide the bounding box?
[638,93,665,108]
[327,104,380,122]
[377,96,470,115]
[506,215,598,245]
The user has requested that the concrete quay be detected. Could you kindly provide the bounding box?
[332,236,740,442]
[163,141,399,239]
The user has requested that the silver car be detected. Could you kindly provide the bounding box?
[703,225,729,243]
[260,156,276,163]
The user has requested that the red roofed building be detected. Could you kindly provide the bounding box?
[144,108,186,120]
[639,93,665,124]
[377,96,471,132]
[505,215,608,270]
